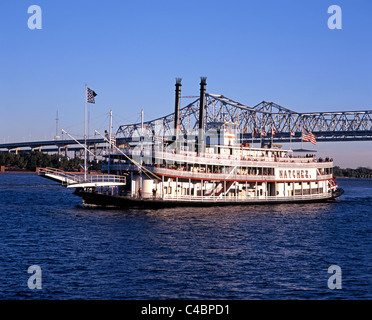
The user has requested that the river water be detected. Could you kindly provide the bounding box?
[0,173,370,299]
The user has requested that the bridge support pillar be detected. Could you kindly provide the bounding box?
[64,145,69,158]
[10,148,20,154]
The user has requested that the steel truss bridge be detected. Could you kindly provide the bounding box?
[116,93,372,144]
[1,86,372,155]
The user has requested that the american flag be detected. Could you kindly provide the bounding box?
[86,87,97,104]
[261,129,267,136]
[302,128,316,145]
[271,127,276,135]
[290,131,295,136]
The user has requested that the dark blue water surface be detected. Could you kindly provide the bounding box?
[0,174,370,299]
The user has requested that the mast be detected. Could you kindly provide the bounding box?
[108,109,112,174]
[141,108,144,137]
[55,110,60,140]
[88,103,90,139]
[84,83,87,181]
[140,108,144,193]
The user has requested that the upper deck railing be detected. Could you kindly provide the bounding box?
[108,147,333,169]
[104,163,333,182]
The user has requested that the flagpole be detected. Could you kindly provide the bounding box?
[84,83,87,181]
[88,104,90,140]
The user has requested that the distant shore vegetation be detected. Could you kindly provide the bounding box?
[333,166,372,178]
[0,151,101,171]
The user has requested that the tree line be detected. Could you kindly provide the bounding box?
[0,152,101,171]
[333,166,372,178]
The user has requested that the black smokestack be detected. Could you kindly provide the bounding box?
[198,77,207,155]
[199,77,207,130]
[174,78,182,135]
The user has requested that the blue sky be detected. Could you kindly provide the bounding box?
[1,0,371,168]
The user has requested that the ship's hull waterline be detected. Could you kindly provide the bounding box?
[76,189,344,209]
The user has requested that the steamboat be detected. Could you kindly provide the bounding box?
[39,78,344,208]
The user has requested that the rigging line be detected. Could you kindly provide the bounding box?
[96,114,110,132]
[94,129,161,181]
[61,129,96,158]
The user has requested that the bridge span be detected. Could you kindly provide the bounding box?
[1,78,372,155]
[116,78,372,144]
[0,137,128,157]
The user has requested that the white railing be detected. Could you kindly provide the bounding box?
[38,167,126,186]
[118,149,332,169]
[160,192,331,202]
[103,164,333,182]
[153,166,276,181]
[68,174,126,186]
[38,167,80,185]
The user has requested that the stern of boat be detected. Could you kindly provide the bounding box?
[328,177,344,199]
